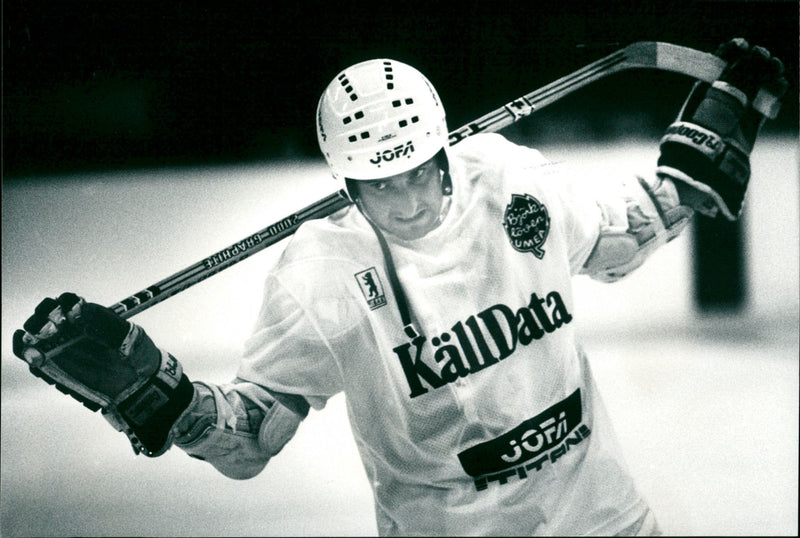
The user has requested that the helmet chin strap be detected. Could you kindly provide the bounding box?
[441,168,453,196]
[352,164,453,340]
[358,203,420,339]
[437,169,453,224]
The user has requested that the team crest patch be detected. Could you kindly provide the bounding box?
[503,193,550,259]
[355,267,387,310]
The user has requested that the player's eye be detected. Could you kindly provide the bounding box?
[410,162,433,184]
[366,180,389,192]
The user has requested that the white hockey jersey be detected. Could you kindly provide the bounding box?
[236,133,650,535]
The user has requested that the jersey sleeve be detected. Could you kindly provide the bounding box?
[173,379,305,480]
[235,271,345,410]
[508,141,693,281]
[475,134,692,279]
[534,158,693,280]
[465,133,603,274]
[533,162,604,274]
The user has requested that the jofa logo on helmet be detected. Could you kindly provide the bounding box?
[503,193,550,259]
[370,140,414,165]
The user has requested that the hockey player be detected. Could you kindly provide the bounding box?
[13,39,786,535]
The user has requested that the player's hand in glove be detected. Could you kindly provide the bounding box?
[12,293,194,456]
[657,38,788,219]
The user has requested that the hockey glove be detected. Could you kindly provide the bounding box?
[657,38,788,220]
[12,293,194,457]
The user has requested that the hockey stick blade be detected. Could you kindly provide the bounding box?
[34,41,782,363]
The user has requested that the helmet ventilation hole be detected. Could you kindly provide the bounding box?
[347,131,371,143]
[338,74,358,101]
[384,61,394,90]
[392,98,414,108]
[342,110,365,125]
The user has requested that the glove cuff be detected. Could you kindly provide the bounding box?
[660,121,725,161]
[658,118,750,221]
[122,372,195,457]
[104,350,196,457]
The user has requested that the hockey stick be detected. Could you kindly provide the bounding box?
[35,41,780,363]
[448,41,780,146]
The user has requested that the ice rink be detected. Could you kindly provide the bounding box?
[2,137,797,536]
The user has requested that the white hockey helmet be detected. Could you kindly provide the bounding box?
[316,59,449,187]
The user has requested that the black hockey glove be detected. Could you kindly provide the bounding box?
[13,293,194,457]
[657,38,788,219]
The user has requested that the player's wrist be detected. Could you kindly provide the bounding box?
[173,382,217,445]
[106,350,196,457]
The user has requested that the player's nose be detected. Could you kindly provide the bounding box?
[395,186,427,218]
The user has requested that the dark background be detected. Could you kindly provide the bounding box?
[3,0,798,177]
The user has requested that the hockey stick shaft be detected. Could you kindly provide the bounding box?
[65,42,784,329]
[108,190,350,317]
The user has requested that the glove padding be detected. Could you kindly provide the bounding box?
[13,293,194,456]
[657,38,788,220]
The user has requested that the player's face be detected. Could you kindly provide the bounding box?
[356,157,445,240]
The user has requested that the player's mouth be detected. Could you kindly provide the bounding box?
[395,209,427,224]
[389,208,438,240]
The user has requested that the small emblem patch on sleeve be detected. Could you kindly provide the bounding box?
[355,267,387,310]
[503,193,550,259]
